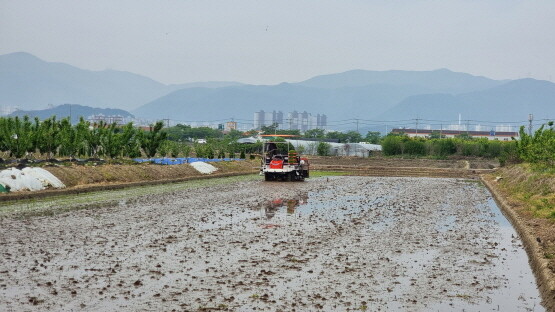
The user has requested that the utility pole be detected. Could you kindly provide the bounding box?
[415,118,419,136]
[355,119,359,132]
[528,114,534,136]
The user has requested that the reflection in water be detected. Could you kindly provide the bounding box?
[264,194,307,219]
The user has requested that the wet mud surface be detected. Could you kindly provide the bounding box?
[309,156,498,170]
[0,177,543,311]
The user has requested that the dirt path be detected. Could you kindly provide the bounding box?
[0,176,544,311]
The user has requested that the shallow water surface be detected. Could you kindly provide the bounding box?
[253,182,544,311]
[0,176,545,311]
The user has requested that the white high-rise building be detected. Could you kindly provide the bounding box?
[253,110,284,129]
[254,110,326,131]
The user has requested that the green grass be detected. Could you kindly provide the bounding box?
[0,174,259,218]
[309,170,351,177]
[496,164,555,220]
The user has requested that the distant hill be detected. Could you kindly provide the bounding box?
[134,69,514,125]
[377,79,555,126]
[5,52,554,131]
[132,83,430,123]
[0,52,242,111]
[170,81,244,89]
[8,104,134,124]
[296,69,506,94]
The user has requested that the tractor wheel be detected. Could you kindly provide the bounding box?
[286,173,293,182]
[264,173,272,181]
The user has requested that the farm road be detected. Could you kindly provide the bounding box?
[0,176,543,311]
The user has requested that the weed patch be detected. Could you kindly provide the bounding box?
[310,171,351,177]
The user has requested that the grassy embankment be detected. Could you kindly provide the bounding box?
[487,163,555,309]
[495,164,555,220]
[491,163,555,264]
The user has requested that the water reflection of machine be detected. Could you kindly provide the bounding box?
[264,196,307,219]
[260,135,309,182]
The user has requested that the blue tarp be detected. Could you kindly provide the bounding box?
[133,157,245,165]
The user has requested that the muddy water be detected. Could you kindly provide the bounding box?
[0,177,544,311]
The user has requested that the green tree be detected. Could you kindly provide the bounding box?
[516,122,555,167]
[181,144,192,158]
[87,122,104,158]
[317,142,331,156]
[428,131,444,139]
[261,123,279,134]
[158,140,171,157]
[364,131,381,144]
[5,116,36,158]
[304,128,325,139]
[344,131,363,143]
[455,132,473,140]
[119,122,142,158]
[36,117,61,159]
[141,121,167,157]
[325,131,346,142]
[58,118,77,157]
[381,135,404,156]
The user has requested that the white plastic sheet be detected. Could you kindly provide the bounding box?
[0,167,65,192]
[189,161,218,174]
[22,167,65,189]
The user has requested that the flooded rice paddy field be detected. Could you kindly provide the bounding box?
[0,176,544,311]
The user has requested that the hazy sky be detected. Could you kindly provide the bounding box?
[1,0,554,85]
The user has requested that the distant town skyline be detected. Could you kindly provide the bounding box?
[1,1,554,85]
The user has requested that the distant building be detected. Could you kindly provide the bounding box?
[253,110,284,129]
[87,114,125,125]
[225,121,238,132]
[254,110,327,131]
[391,128,519,141]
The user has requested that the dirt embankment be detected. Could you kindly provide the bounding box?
[309,156,498,178]
[309,155,498,169]
[46,160,258,187]
[482,164,555,311]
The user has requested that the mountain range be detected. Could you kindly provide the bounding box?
[0,52,241,111]
[8,104,134,125]
[1,52,554,131]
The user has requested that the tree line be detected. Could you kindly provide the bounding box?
[381,134,516,159]
[380,121,555,167]
[0,116,166,159]
[5,115,550,165]
[516,122,555,168]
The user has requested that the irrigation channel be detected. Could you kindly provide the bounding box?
[0,175,544,311]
